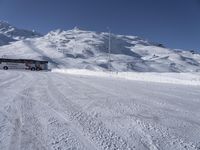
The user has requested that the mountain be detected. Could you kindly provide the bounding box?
[0,34,16,46]
[0,21,41,46]
[0,25,199,72]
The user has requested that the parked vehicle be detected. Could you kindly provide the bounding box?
[0,58,48,71]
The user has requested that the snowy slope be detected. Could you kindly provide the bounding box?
[0,21,41,46]
[43,28,200,72]
[0,25,200,72]
[0,70,200,150]
[0,34,16,46]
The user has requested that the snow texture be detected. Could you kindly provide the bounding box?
[0,70,200,150]
[52,69,200,86]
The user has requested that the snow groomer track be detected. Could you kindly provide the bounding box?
[0,70,200,150]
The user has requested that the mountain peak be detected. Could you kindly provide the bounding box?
[73,26,80,31]
[0,21,41,44]
[0,21,13,31]
[0,21,10,25]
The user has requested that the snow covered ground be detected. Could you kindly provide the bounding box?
[52,69,200,86]
[0,70,200,150]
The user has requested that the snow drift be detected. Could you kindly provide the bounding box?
[52,69,200,86]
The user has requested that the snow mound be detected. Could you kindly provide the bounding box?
[52,69,200,85]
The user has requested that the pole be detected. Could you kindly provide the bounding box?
[108,28,111,71]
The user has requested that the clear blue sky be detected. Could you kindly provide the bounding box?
[0,0,200,51]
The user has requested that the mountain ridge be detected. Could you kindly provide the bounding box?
[0,22,199,72]
[0,21,41,46]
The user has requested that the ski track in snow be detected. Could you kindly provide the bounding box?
[0,70,200,150]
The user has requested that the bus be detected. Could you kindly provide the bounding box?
[0,58,48,71]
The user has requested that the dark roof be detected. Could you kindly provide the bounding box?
[0,58,48,64]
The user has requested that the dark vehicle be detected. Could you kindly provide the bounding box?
[0,58,48,71]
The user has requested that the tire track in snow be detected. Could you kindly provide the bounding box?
[66,75,200,123]
[47,75,136,150]
[51,74,159,150]
[0,71,24,88]
[1,71,199,150]
[68,75,199,150]
[5,73,48,150]
[18,73,95,150]
[0,71,36,150]
[20,87,48,150]
[35,80,95,150]
[8,118,22,150]
[52,74,199,150]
